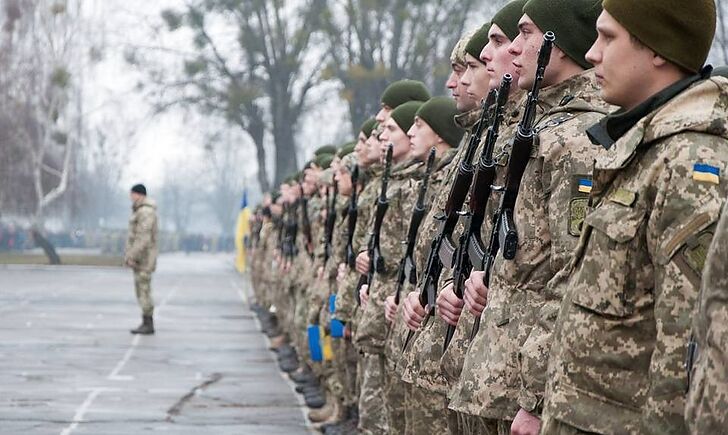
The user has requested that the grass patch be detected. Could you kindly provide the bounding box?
[0,253,124,267]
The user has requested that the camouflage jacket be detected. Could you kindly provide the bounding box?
[354,161,422,354]
[334,167,379,324]
[686,198,728,434]
[125,197,159,273]
[450,70,610,419]
[440,92,525,388]
[544,75,728,434]
[398,107,484,387]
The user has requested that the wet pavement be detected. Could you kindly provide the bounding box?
[0,253,309,434]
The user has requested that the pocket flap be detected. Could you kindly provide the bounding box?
[585,202,645,243]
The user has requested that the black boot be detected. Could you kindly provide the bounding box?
[130,315,155,335]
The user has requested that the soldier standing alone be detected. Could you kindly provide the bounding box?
[125,184,159,335]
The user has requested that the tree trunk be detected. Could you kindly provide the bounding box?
[31,228,61,265]
[271,106,298,185]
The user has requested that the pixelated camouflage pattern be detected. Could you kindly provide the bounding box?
[451,70,611,420]
[355,161,422,354]
[359,352,389,434]
[403,385,449,435]
[543,76,728,434]
[125,197,159,273]
[686,199,728,434]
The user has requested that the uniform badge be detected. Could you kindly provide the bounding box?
[569,175,592,237]
[577,178,593,194]
[692,163,720,185]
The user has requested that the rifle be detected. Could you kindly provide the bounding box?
[441,74,512,351]
[299,183,314,259]
[401,92,495,352]
[355,144,394,305]
[469,32,555,339]
[323,180,339,267]
[394,148,437,306]
[345,165,360,268]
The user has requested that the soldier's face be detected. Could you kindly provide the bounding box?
[365,129,383,164]
[509,15,547,90]
[408,116,440,161]
[461,54,490,102]
[482,24,519,93]
[380,118,411,163]
[586,11,659,111]
[449,63,477,112]
[376,105,393,123]
[334,167,353,196]
[355,132,368,164]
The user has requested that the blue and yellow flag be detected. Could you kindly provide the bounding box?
[235,190,251,273]
[693,163,720,185]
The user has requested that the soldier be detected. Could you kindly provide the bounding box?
[397,21,495,435]
[541,0,728,433]
[686,199,728,434]
[448,1,609,434]
[125,183,159,335]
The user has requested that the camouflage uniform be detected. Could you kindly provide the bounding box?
[450,71,610,432]
[125,197,159,316]
[355,161,421,435]
[543,75,728,434]
[686,199,728,434]
[395,107,484,435]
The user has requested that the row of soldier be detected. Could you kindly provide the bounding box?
[249,0,728,434]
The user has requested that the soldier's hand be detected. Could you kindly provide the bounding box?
[317,266,325,280]
[359,285,369,308]
[437,282,463,326]
[355,252,370,275]
[464,270,489,317]
[337,263,347,282]
[511,408,541,435]
[402,291,426,331]
[344,325,352,339]
[384,295,398,323]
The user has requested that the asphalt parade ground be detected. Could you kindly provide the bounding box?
[0,253,309,434]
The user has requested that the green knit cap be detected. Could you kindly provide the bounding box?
[464,23,490,64]
[360,118,377,138]
[603,0,715,73]
[416,97,465,148]
[314,153,335,170]
[315,145,337,157]
[380,80,430,109]
[493,0,528,41]
[524,0,602,69]
[337,141,356,158]
[390,101,424,134]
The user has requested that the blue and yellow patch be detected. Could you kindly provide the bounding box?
[578,178,593,194]
[693,163,720,185]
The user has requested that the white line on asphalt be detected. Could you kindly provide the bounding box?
[59,388,102,435]
[230,278,249,307]
[60,286,179,435]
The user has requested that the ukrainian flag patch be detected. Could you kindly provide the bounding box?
[693,163,720,185]
[578,178,593,194]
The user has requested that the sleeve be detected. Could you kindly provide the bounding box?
[641,149,727,431]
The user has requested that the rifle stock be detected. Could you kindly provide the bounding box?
[346,165,360,268]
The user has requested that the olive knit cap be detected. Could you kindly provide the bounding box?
[603,0,715,73]
[492,0,528,41]
[523,0,602,69]
[315,145,337,157]
[380,80,431,109]
[416,97,465,148]
[464,23,490,64]
[360,118,377,138]
[451,28,478,66]
[390,101,424,134]
[314,153,335,170]
[337,141,356,158]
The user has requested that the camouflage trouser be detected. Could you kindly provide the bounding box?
[457,412,511,435]
[404,385,448,435]
[133,270,154,316]
[384,371,406,434]
[358,352,389,434]
[540,415,596,434]
[292,285,309,360]
[332,337,358,406]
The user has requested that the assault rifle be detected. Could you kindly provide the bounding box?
[469,32,555,339]
[394,148,437,306]
[323,180,339,267]
[402,92,496,352]
[299,183,314,259]
[441,74,512,351]
[345,165,360,268]
[356,144,394,306]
